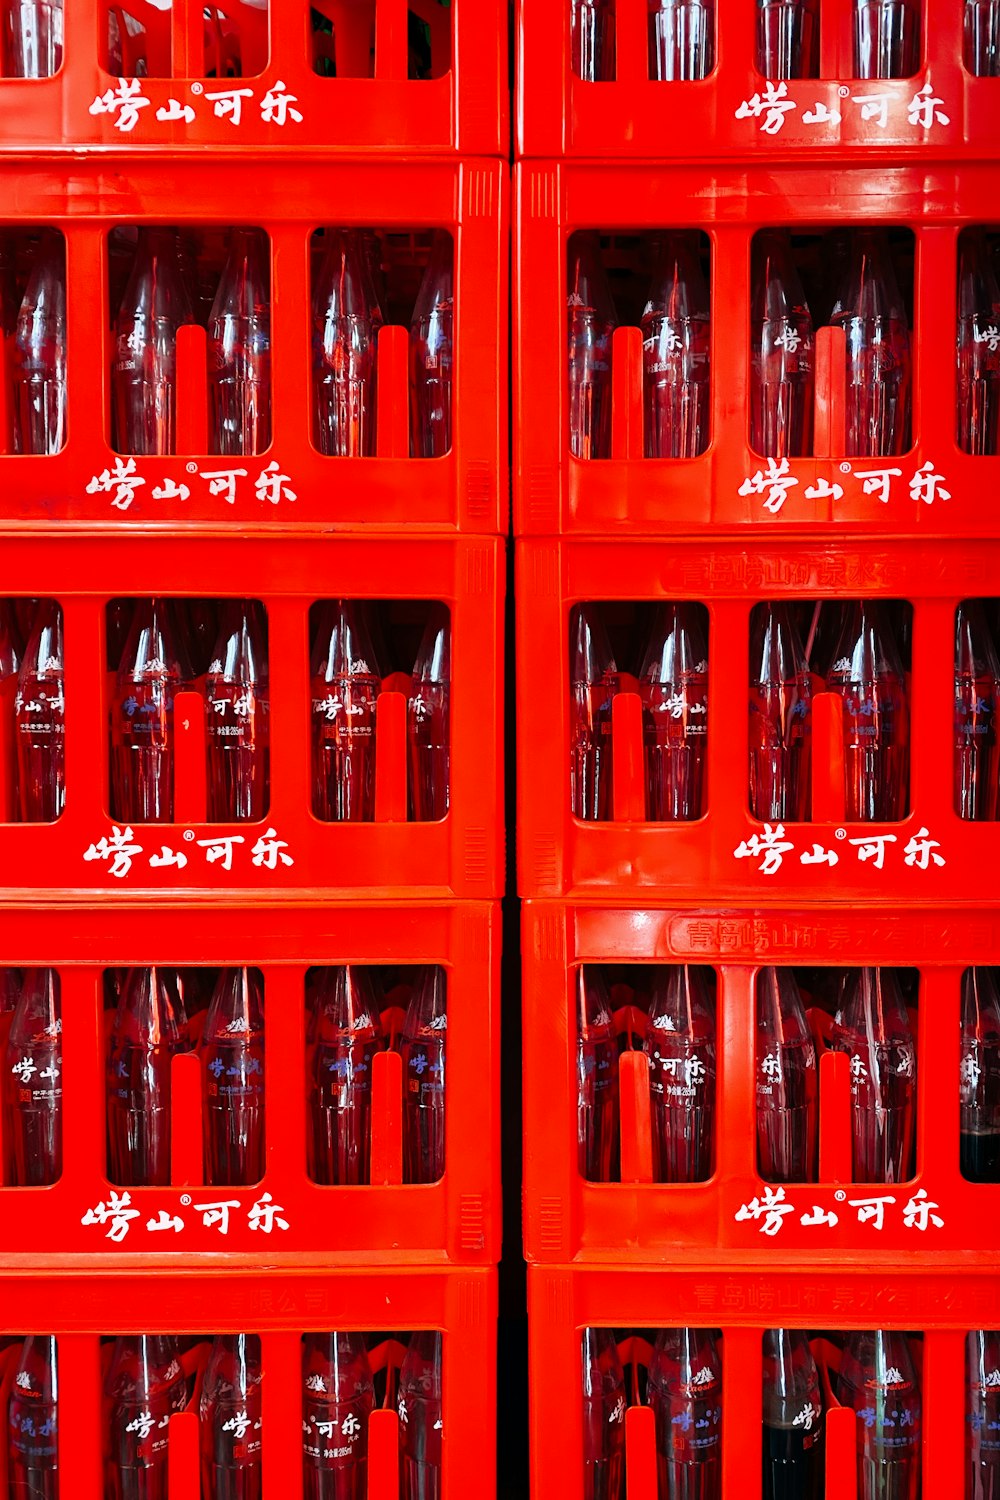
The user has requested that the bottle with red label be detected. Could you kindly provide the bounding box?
[762,1329,823,1500]
[12,229,66,456]
[14,597,64,822]
[641,233,710,459]
[568,234,617,461]
[112,227,196,457]
[8,1334,58,1500]
[577,967,618,1183]
[756,967,817,1184]
[961,968,1000,1183]
[966,2,1000,75]
[200,1334,263,1500]
[104,1334,188,1500]
[111,597,189,824]
[107,966,184,1187]
[572,0,615,79]
[757,0,819,78]
[825,600,909,822]
[832,967,916,1184]
[838,1330,921,1500]
[853,0,919,78]
[310,600,380,822]
[647,1327,722,1500]
[6,966,61,1187]
[410,232,453,459]
[967,1329,1000,1499]
[750,231,815,460]
[648,0,714,78]
[570,603,618,821]
[581,1327,625,1500]
[5,0,62,76]
[208,227,271,458]
[829,230,912,457]
[302,1331,374,1500]
[201,967,265,1188]
[308,965,383,1186]
[957,231,1000,455]
[400,966,446,1185]
[955,600,1000,821]
[313,228,383,458]
[408,606,450,822]
[645,966,715,1183]
[749,602,813,823]
[640,603,709,821]
[398,1330,443,1500]
[205,600,269,823]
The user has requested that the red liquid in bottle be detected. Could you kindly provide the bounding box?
[104,1335,188,1500]
[829,231,912,458]
[958,233,1000,455]
[14,598,64,822]
[400,967,446,1185]
[832,967,916,1184]
[5,0,62,76]
[749,602,812,823]
[757,0,819,78]
[648,0,714,79]
[398,1331,443,1500]
[648,1327,722,1500]
[408,606,450,822]
[762,1329,824,1500]
[308,965,383,1186]
[6,966,61,1186]
[569,603,618,821]
[112,228,195,457]
[199,1334,263,1500]
[967,1330,1000,1500]
[838,1330,921,1500]
[582,1327,625,1500]
[966,1,1000,75]
[302,1332,374,1500]
[645,966,715,1183]
[756,967,817,1183]
[310,601,380,822]
[572,0,616,79]
[201,968,265,1188]
[206,600,269,822]
[853,0,919,78]
[640,603,708,821]
[641,233,710,458]
[107,967,184,1187]
[750,232,814,460]
[955,601,1000,821]
[826,601,909,822]
[410,232,453,459]
[13,230,66,455]
[961,969,1000,1183]
[8,1334,58,1500]
[110,598,189,824]
[577,967,618,1183]
[568,234,617,461]
[313,229,382,458]
[209,228,270,458]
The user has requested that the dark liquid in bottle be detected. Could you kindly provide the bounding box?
[962,1130,1000,1182]
[763,1424,823,1500]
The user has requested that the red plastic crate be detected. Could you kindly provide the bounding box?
[522,900,1000,1266]
[0,532,502,899]
[0,900,498,1265]
[516,534,991,903]
[0,1,507,157]
[517,0,992,160]
[0,157,506,534]
[0,1264,496,1500]
[528,1263,979,1500]
[515,158,1000,538]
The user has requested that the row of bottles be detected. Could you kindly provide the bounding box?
[6,1327,443,1499]
[1,224,454,459]
[578,963,1000,1187]
[0,963,446,1188]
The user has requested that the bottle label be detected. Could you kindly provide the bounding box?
[302,1395,369,1469]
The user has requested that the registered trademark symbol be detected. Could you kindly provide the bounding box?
[838,85,850,98]
[835,1190,846,1202]
[186,461,198,473]
[191,81,204,95]
[839,462,852,474]
[180,1194,192,1207]
[183,829,195,842]
[835,827,847,840]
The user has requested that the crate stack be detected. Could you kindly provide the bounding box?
[515,2,1000,1492]
[0,3,507,1494]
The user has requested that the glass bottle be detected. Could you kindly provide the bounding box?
[762,1329,824,1500]
[104,1335,187,1500]
[310,601,380,822]
[756,967,818,1183]
[961,968,1000,1183]
[6,966,61,1186]
[572,0,616,79]
[582,1327,625,1500]
[408,606,450,822]
[640,603,709,821]
[8,1335,58,1500]
[110,597,188,824]
[831,967,916,1184]
[577,967,618,1183]
[400,966,446,1185]
[957,232,1000,455]
[107,966,184,1187]
[201,967,265,1187]
[955,600,1000,821]
[569,603,618,821]
[757,0,819,78]
[568,234,617,461]
[313,228,382,458]
[829,230,912,458]
[648,0,714,79]
[838,1330,921,1500]
[398,1331,443,1500]
[5,0,63,77]
[302,1332,374,1500]
[645,966,715,1183]
[12,229,66,455]
[205,600,269,822]
[199,1334,263,1500]
[308,965,383,1186]
[750,230,815,460]
[14,597,64,822]
[641,233,710,459]
[853,0,919,78]
[112,227,195,457]
[749,602,813,823]
[825,600,909,822]
[410,232,453,458]
[209,227,271,457]
[967,1330,1000,1500]
[647,1328,723,1500]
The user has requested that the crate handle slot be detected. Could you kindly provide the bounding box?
[173,688,207,826]
[370,1048,403,1185]
[175,323,209,456]
[167,1408,200,1500]
[814,324,846,462]
[375,689,409,823]
[611,326,644,462]
[618,1049,653,1184]
[810,690,846,824]
[818,1047,853,1184]
[170,1049,204,1188]
[611,690,645,822]
[376,324,411,459]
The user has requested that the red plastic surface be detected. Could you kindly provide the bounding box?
[0,157,505,533]
[0,533,502,898]
[516,535,985,902]
[522,901,1000,1265]
[517,0,989,160]
[515,159,999,537]
[0,1,507,157]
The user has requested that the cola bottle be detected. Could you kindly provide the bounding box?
[107,967,184,1187]
[308,965,383,1186]
[572,0,615,79]
[206,600,269,822]
[568,234,617,460]
[825,601,909,822]
[645,966,715,1183]
[750,231,815,460]
[104,1334,188,1500]
[408,606,450,822]
[201,968,265,1187]
[966,1,1000,75]
[400,967,446,1185]
[961,968,1000,1183]
[12,230,66,455]
[5,0,62,77]
[302,1332,374,1500]
[967,1330,1000,1500]
[200,1334,263,1500]
[577,967,618,1183]
[756,968,818,1183]
[582,1327,625,1500]
[831,968,916,1184]
[647,1328,722,1500]
[838,1331,921,1500]
[6,966,61,1186]
[209,228,271,457]
[955,600,1000,821]
[410,231,453,459]
[570,603,617,821]
[762,1329,824,1500]
[14,597,64,821]
[8,1334,58,1500]
[853,0,919,78]
[313,228,382,458]
[648,1,714,82]
[641,233,710,458]
[829,230,912,457]
[398,1331,443,1500]
[111,597,188,823]
[749,602,813,823]
[957,232,1000,455]
[112,227,195,456]
[640,603,709,821]
[310,600,380,822]
[757,0,819,78]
